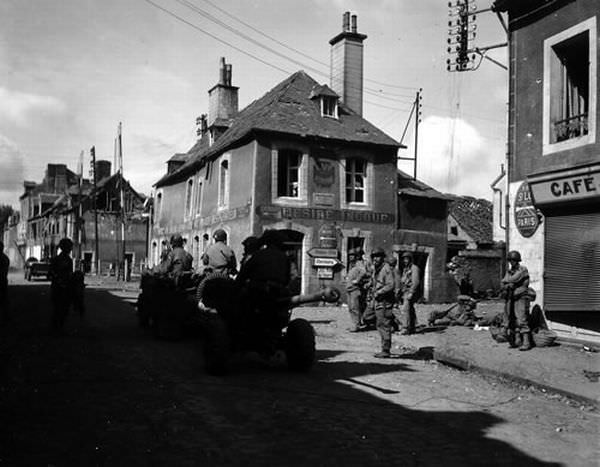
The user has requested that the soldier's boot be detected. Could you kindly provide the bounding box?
[509,331,521,348]
[519,332,532,351]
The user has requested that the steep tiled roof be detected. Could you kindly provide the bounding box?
[448,196,493,244]
[397,170,451,200]
[156,71,402,187]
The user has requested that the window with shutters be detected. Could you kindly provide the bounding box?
[543,17,597,155]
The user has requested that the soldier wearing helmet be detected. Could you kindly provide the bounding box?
[367,247,395,358]
[161,234,193,281]
[345,247,370,332]
[398,251,421,335]
[201,228,237,275]
[0,241,10,325]
[48,238,74,332]
[501,250,531,351]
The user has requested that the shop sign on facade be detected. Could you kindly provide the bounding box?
[514,181,540,238]
[529,167,600,206]
[319,224,337,249]
[316,267,334,279]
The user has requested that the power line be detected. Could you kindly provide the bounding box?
[142,0,413,112]
[195,0,419,92]
[174,0,414,104]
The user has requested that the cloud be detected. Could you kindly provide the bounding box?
[405,115,503,199]
[0,135,25,207]
[0,87,66,126]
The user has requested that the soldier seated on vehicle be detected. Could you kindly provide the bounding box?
[201,229,237,276]
[162,234,193,286]
[236,229,291,323]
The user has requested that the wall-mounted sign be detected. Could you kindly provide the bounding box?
[313,158,335,187]
[313,257,339,267]
[313,192,335,207]
[319,224,337,249]
[256,205,394,224]
[514,181,540,238]
[316,267,334,279]
[307,247,338,258]
[529,167,600,206]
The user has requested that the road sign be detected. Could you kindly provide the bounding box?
[307,248,338,258]
[316,268,334,279]
[313,257,339,267]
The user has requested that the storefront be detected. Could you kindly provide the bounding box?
[527,163,600,339]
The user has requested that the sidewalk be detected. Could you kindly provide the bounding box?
[326,302,600,408]
[416,303,600,408]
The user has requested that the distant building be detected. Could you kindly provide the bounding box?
[494,0,600,342]
[18,161,147,275]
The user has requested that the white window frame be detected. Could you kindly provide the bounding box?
[184,178,194,219]
[155,190,163,222]
[217,153,231,210]
[321,96,338,119]
[543,16,597,155]
[271,146,308,205]
[195,178,203,217]
[340,157,372,209]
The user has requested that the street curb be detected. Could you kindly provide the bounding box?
[433,349,599,409]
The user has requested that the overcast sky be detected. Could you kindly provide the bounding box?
[0,0,508,208]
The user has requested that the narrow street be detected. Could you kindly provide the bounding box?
[0,274,597,466]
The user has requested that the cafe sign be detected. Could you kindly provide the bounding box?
[514,181,540,238]
[529,167,600,206]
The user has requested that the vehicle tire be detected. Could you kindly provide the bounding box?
[202,315,230,376]
[137,293,150,328]
[285,318,315,372]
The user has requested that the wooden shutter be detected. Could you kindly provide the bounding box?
[544,212,600,311]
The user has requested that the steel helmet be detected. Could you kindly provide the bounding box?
[213,229,227,242]
[401,251,413,261]
[170,234,184,247]
[58,238,73,251]
[507,250,521,261]
[370,247,386,258]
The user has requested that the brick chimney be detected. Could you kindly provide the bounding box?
[207,57,238,128]
[329,12,367,116]
[95,160,111,181]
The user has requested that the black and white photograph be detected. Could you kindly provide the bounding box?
[0,0,598,465]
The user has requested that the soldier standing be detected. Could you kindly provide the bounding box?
[501,250,531,351]
[369,247,396,358]
[398,252,421,335]
[201,229,237,276]
[345,248,370,332]
[49,238,74,332]
[0,241,9,325]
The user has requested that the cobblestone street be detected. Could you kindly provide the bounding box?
[0,275,597,466]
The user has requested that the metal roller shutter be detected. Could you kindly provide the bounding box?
[545,212,600,312]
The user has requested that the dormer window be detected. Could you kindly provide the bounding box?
[321,96,338,118]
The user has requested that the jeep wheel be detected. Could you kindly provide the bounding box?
[285,318,315,372]
[202,315,230,376]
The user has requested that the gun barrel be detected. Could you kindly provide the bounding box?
[279,287,341,307]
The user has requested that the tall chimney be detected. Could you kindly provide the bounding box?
[208,57,239,128]
[329,12,367,116]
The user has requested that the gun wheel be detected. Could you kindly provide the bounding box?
[285,318,315,372]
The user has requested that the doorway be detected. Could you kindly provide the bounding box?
[277,229,304,295]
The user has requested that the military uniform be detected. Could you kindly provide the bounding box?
[399,262,421,334]
[0,250,9,324]
[202,241,237,275]
[370,262,395,354]
[345,257,369,330]
[49,252,73,331]
[501,264,530,335]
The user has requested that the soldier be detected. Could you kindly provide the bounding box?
[369,247,396,358]
[201,228,237,276]
[398,252,421,335]
[162,234,193,280]
[345,247,370,332]
[240,236,260,268]
[501,250,531,351]
[49,238,74,332]
[0,241,9,325]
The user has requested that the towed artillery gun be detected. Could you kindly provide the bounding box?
[137,271,340,374]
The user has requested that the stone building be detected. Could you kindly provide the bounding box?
[493,0,600,342]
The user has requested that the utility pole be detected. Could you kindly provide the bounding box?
[397,88,423,180]
[90,146,100,275]
[76,150,83,270]
[118,122,127,281]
